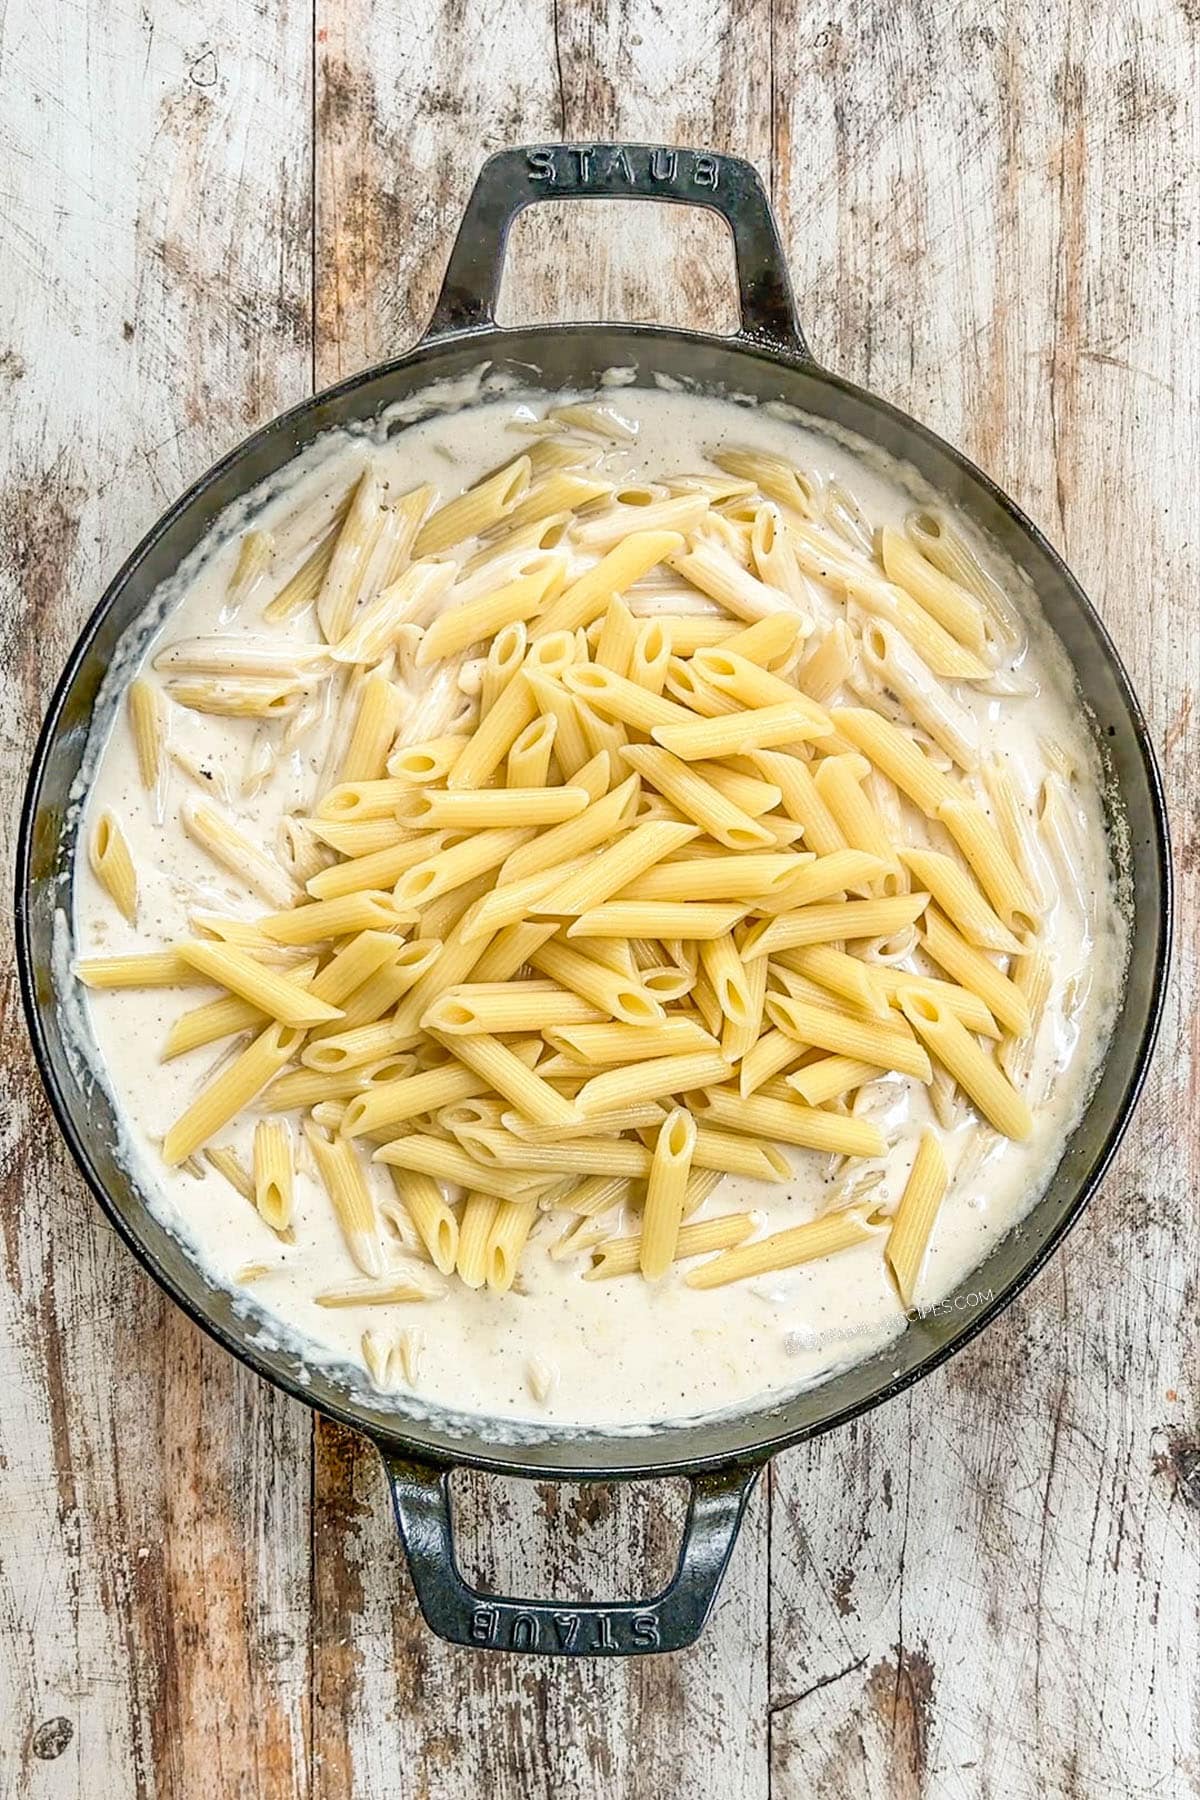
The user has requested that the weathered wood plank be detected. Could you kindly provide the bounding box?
[768,4,1199,1795]
[310,3,773,1794]
[0,2,313,1793]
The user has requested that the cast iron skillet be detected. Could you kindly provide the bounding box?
[17,143,1170,1657]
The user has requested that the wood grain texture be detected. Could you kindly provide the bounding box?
[2,0,1196,1794]
[0,1,314,1794]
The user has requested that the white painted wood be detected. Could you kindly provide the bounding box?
[769,4,1199,1795]
[0,0,313,1792]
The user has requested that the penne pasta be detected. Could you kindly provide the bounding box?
[589,1210,755,1280]
[162,1022,303,1164]
[639,1108,697,1278]
[253,1119,295,1232]
[765,992,932,1081]
[885,1129,949,1305]
[89,811,138,923]
[685,1204,884,1289]
[897,988,1032,1139]
[574,1052,732,1118]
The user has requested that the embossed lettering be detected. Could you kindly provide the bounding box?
[509,1611,539,1651]
[631,1612,661,1648]
[693,154,719,190]
[594,1613,617,1652]
[469,1606,498,1645]
[553,1611,581,1650]
[569,146,594,183]
[649,148,678,183]
[526,148,556,182]
[602,146,634,184]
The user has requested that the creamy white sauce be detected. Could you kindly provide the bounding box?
[70,383,1126,1434]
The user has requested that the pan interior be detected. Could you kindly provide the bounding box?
[19,324,1168,1478]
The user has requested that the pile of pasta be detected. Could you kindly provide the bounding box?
[80,402,1061,1324]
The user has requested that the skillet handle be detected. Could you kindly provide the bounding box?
[424,142,810,360]
[381,1451,763,1655]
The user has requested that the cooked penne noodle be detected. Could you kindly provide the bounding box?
[619,742,775,849]
[698,1086,887,1157]
[256,890,410,943]
[795,621,855,703]
[169,676,309,716]
[737,1026,806,1098]
[253,1118,294,1232]
[749,750,847,856]
[385,735,471,785]
[880,527,988,654]
[496,774,640,883]
[386,1168,459,1274]
[375,1134,552,1201]
[263,517,343,621]
[204,1144,256,1203]
[936,794,1039,933]
[653,701,827,762]
[532,820,698,916]
[127,678,166,791]
[812,753,901,879]
[742,892,930,959]
[414,457,532,558]
[175,941,340,1026]
[424,1025,579,1127]
[528,940,665,1027]
[534,530,685,637]
[455,1193,502,1288]
[574,1052,732,1118]
[898,988,1032,1139]
[417,562,563,664]
[542,1017,719,1067]
[399,785,588,830]
[617,853,806,904]
[182,800,298,909]
[337,670,403,784]
[392,826,533,909]
[639,1109,697,1278]
[574,495,709,551]
[563,662,694,734]
[506,714,557,789]
[686,1204,884,1289]
[787,1054,884,1106]
[566,901,748,941]
[919,907,1031,1036]
[424,981,604,1035]
[884,1129,950,1305]
[765,992,932,1081]
[670,541,797,624]
[89,811,138,923]
[997,941,1053,1089]
[860,619,979,769]
[75,949,197,990]
[593,594,640,677]
[316,467,383,643]
[628,618,671,697]
[710,446,820,515]
[162,1022,303,1164]
[482,1198,539,1293]
[304,831,447,902]
[898,847,1023,953]
[779,944,889,1017]
[830,707,958,816]
[829,959,1000,1037]
[589,1210,754,1280]
[316,1269,444,1307]
[982,760,1056,915]
[460,1131,654,1178]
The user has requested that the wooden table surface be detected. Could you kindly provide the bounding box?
[2,2,1196,1795]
